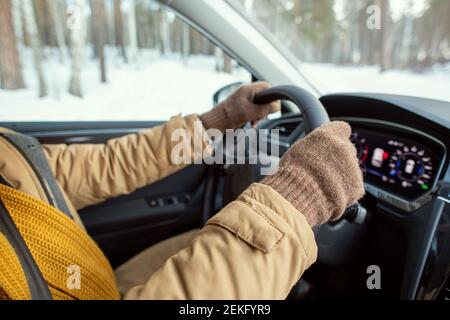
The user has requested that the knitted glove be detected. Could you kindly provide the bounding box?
[262,121,365,227]
[200,82,281,132]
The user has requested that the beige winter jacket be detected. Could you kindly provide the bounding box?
[0,114,317,299]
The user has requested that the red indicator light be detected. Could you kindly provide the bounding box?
[383,151,389,160]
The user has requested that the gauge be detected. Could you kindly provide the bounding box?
[388,145,433,191]
[351,132,369,164]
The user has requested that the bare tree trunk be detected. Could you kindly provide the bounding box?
[46,0,65,99]
[114,0,128,63]
[181,23,190,64]
[34,0,46,43]
[428,1,449,66]
[19,0,30,47]
[59,0,70,49]
[135,0,145,48]
[34,0,56,47]
[68,0,85,97]
[378,0,391,72]
[171,19,180,53]
[160,10,170,55]
[214,47,231,73]
[106,1,115,46]
[0,0,25,90]
[151,9,160,50]
[190,28,202,55]
[48,0,68,62]
[22,0,48,97]
[127,0,138,63]
[215,47,221,71]
[91,0,107,83]
[222,52,232,73]
[12,0,24,44]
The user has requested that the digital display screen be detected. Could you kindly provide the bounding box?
[351,127,442,200]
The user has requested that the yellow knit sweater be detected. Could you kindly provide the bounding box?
[0,184,120,300]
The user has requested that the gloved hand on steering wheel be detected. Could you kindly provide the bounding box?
[201,82,364,226]
[200,82,281,132]
[263,121,365,226]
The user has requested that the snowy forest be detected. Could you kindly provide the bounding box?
[0,0,234,97]
[0,0,449,121]
[235,0,450,71]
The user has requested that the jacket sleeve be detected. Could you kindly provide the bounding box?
[43,115,210,210]
[124,183,318,300]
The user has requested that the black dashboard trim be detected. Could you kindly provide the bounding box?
[321,93,450,129]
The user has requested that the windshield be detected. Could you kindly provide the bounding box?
[228,0,450,102]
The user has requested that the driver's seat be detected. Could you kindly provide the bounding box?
[0,128,195,299]
[0,129,120,300]
[0,183,119,300]
[0,128,85,228]
[0,128,199,300]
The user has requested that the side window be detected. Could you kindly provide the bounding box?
[0,0,251,121]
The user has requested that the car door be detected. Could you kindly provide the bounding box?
[0,3,251,267]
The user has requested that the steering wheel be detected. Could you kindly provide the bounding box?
[254,85,330,133]
[204,85,364,225]
[254,85,366,225]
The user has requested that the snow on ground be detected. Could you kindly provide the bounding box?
[301,62,450,102]
[0,49,251,121]
[1,49,449,122]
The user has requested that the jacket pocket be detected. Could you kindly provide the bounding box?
[206,200,286,254]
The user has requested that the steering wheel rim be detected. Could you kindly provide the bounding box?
[209,84,362,225]
[254,85,330,133]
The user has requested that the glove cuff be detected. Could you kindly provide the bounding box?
[262,167,331,226]
[200,100,249,132]
[200,107,229,133]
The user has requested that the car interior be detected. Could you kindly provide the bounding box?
[2,84,449,301]
[0,0,449,301]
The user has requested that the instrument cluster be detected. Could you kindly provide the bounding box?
[350,124,444,200]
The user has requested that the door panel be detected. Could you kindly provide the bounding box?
[0,121,207,267]
[81,164,206,267]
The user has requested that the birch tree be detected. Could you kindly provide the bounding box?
[68,0,85,97]
[21,0,47,97]
[114,0,128,63]
[181,23,190,64]
[222,52,232,73]
[126,0,139,63]
[91,0,108,82]
[0,0,25,90]
[11,0,24,45]
[48,0,68,62]
[160,9,171,55]
[215,47,232,74]
[377,0,392,72]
